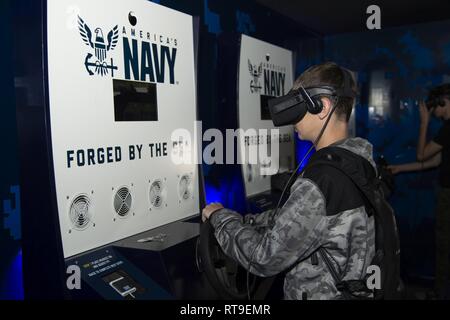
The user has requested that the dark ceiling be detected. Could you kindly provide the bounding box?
[254,0,450,35]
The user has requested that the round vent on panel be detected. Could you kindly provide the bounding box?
[69,194,92,230]
[114,187,132,217]
[178,174,193,201]
[149,179,166,209]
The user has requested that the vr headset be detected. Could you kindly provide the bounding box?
[268,68,356,127]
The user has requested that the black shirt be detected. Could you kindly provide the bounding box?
[433,121,450,188]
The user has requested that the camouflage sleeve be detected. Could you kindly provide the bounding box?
[243,210,273,226]
[210,178,327,277]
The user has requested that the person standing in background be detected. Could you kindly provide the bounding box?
[389,84,450,299]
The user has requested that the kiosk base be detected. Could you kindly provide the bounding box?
[66,220,219,300]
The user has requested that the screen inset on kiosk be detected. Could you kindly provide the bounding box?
[114,79,158,122]
[260,94,272,120]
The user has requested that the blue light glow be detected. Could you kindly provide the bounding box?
[295,136,314,172]
[0,250,24,300]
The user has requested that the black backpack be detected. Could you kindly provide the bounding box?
[307,147,402,300]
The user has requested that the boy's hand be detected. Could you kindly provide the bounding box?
[419,101,431,125]
[202,203,224,222]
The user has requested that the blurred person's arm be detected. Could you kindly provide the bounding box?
[417,102,442,161]
[388,153,441,174]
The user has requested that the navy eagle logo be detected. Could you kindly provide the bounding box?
[248,59,263,93]
[78,16,119,76]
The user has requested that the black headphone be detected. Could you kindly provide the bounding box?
[268,68,356,127]
[426,85,448,111]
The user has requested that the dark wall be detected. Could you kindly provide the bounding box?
[0,0,23,300]
[323,19,450,281]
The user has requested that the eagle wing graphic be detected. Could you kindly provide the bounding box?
[78,16,94,48]
[248,59,254,75]
[107,25,119,52]
[257,63,263,77]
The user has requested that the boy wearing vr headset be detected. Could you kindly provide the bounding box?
[389,84,450,299]
[203,62,377,300]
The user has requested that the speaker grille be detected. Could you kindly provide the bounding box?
[178,174,193,201]
[149,179,165,209]
[114,187,132,217]
[69,194,92,230]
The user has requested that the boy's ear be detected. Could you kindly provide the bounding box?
[318,97,333,120]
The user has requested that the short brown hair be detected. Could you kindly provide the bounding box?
[292,62,357,122]
[430,83,450,98]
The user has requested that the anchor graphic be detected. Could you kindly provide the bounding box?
[84,53,118,77]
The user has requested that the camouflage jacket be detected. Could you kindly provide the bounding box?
[210,138,376,300]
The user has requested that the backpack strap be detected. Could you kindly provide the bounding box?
[318,247,374,300]
[318,248,352,300]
